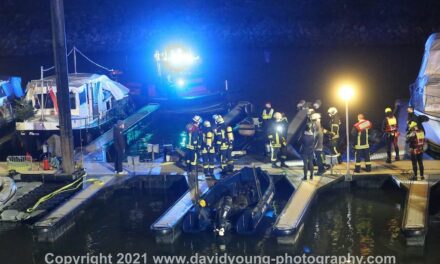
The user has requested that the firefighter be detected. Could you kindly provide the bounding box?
[310,113,325,175]
[407,121,425,180]
[323,107,342,164]
[351,114,372,173]
[268,112,289,168]
[185,115,202,173]
[382,107,400,163]
[201,120,215,178]
[261,102,274,156]
[261,102,274,124]
[215,115,235,174]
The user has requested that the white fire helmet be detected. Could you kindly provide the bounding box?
[310,113,321,121]
[192,115,202,124]
[203,120,211,128]
[215,115,225,124]
[273,112,282,121]
[328,107,338,116]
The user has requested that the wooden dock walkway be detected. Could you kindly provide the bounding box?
[34,175,115,242]
[272,160,440,246]
[33,161,202,242]
[150,179,209,243]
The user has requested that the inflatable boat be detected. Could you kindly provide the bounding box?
[182,167,274,236]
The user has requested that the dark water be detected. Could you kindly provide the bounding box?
[1,181,440,264]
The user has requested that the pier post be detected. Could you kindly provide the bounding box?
[50,0,75,174]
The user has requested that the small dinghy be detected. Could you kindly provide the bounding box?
[182,167,274,236]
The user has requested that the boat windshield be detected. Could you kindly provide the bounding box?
[34,93,77,110]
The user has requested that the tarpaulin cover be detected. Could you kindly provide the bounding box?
[0,76,24,98]
[413,33,440,114]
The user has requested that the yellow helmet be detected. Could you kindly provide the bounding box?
[198,199,207,208]
[385,107,392,113]
[409,121,418,129]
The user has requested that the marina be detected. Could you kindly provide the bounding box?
[1,1,440,263]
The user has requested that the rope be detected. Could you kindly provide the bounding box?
[42,66,55,72]
[74,47,114,72]
[40,47,109,74]
[26,173,103,214]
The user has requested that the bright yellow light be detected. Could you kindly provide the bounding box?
[339,83,355,101]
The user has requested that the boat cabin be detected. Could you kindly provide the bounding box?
[17,73,128,131]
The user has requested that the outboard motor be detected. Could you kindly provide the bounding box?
[215,196,233,236]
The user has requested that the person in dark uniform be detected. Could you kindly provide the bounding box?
[407,121,426,180]
[324,107,342,164]
[300,124,315,180]
[311,113,325,175]
[113,120,126,174]
[382,107,400,163]
[351,114,372,173]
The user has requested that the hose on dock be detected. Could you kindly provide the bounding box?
[26,173,103,214]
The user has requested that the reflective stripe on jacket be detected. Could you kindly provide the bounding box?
[382,116,398,134]
[262,108,274,120]
[352,120,370,149]
[216,124,234,150]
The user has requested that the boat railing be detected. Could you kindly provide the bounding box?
[71,109,115,129]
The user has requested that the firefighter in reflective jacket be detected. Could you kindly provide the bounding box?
[215,115,234,174]
[323,107,342,164]
[382,107,400,163]
[407,121,425,180]
[351,114,372,173]
[261,102,274,156]
[261,102,274,124]
[201,120,215,178]
[268,112,289,168]
[185,115,202,172]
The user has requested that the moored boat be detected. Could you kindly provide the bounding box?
[15,73,130,155]
[182,167,274,236]
[410,33,440,156]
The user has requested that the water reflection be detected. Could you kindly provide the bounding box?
[3,184,440,264]
[301,188,405,258]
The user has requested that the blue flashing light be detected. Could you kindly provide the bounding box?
[176,78,186,88]
[155,45,200,73]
